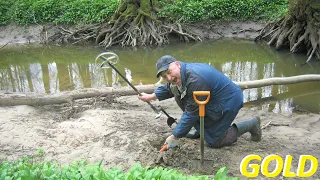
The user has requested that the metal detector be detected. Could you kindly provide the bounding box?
[95,52,177,127]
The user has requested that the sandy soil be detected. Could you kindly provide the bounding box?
[0,94,319,179]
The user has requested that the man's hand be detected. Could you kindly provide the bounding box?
[138,92,157,102]
[165,134,183,149]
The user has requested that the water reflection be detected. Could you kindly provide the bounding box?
[261,63,275,99]
[89,63,104,88]
[1,60,286,98]
[0,59,315,113]
[272,99,294,114]
[0,40,319,114]
[48,62,59,94]
[29,63,45,93]
[10,65,30,92]
[70,63,83,89]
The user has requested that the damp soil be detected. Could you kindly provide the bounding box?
[0,95,319,179]
[0,20,265,46]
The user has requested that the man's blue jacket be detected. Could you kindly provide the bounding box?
[154,61,243,146]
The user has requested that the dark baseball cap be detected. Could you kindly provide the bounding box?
[156,55,176,78]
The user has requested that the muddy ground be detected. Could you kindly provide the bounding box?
[0,20,265,46]
[0,94,319,179]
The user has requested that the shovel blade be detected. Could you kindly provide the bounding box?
[191,159,214,171]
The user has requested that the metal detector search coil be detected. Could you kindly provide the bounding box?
[95,52,119,69]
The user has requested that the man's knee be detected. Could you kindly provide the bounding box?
[211,126,238,148]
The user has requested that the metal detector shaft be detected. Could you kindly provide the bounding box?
[100,56,161,115]
[159,106,172,118]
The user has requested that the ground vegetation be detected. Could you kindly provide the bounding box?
[0,0,288,48]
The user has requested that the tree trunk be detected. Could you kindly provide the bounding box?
[255,0,320,62]
[1,75,320,106]
[49,0,200,48]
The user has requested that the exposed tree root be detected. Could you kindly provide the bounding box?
[97,18,201,48]
[255,0,320,62]
[47,24,98,44]
[95,21,200,48]
[48,0,200,48]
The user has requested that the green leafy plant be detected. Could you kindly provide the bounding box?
[158,0,288,22]
[11,0,36,24]
[0,0,15,25]
[0,150,239,179]
[1,0,288,25]
[5,0,118,25]
[214,167,239,180]
[55,0,119,24]
[31,0,63,23]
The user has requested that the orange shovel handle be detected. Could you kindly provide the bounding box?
[193,91,210,116]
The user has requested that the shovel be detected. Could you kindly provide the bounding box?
[193,91,210,169]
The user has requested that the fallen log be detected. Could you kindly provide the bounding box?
[236,74,320,89]
[0,85,157,106]
[1,74,320,106]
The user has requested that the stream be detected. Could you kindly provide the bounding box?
[1,39,319,113]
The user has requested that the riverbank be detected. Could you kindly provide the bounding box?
[0,20,266,47]
[1,20,320,179]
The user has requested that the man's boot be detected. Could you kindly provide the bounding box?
[234,116,262,141]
